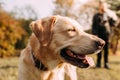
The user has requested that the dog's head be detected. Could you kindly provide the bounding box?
[30,15,105,68]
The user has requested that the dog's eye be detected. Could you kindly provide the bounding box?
[67,28,77,37]
[67,28,76,32]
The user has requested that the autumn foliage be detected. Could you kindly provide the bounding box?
[0,8,26,57]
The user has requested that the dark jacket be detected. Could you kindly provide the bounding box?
[92,13,114,41]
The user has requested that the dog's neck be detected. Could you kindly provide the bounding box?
[31,50,48,71]
[30,34,62,70]
[31,48,62,70]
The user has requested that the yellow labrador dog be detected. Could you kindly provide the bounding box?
[18,15,105,80]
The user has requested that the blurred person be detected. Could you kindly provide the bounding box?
[92,1,117,69]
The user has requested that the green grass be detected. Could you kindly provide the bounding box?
[77,54,120,80]
[0,54,120,80]
[0,57,18,80]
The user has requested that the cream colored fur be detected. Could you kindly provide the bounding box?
[18,15,104,80]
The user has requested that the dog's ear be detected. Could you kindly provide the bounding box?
[30,16,57,47]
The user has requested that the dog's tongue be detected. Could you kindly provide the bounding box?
[85,56,94,67]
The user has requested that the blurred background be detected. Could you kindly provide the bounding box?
[0,0,120,80]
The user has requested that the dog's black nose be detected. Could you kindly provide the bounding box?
[96,39,105,49]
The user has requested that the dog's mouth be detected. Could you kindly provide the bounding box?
[60,48,94,68]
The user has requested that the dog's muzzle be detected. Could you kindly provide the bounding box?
[60,48,94,68]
